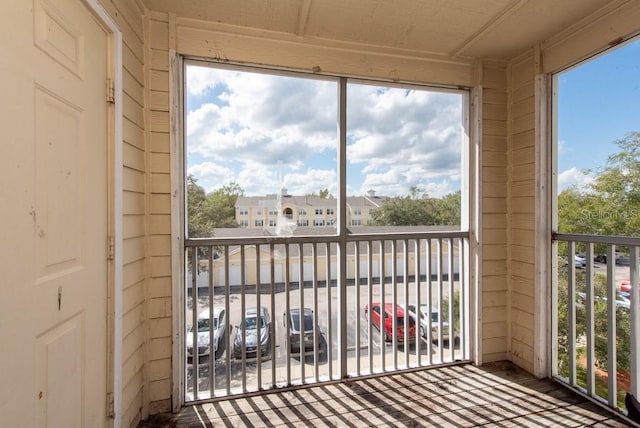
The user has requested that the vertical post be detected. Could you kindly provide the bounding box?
[337,77,348,380]
[190,246,199,400]
[224,246,231,395]
[630,245,640,398]
[585,243,595,395]
[568,241,576,386]
[208,246,215,396]
[606,244,617,407]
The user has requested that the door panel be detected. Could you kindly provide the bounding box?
[0,0,109,427]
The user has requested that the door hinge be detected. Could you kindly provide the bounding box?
[106,78,115,104]
[106,392,115,418]
[107,236,115,261]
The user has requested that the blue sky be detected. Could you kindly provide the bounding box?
[557,37,640,190]
[185,65,464,198]
[185,36,640,197]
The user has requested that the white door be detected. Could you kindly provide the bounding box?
[0,0,110,427]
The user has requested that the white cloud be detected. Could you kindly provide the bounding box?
[187,162,234,192]
[185,64,464,198]
[558,167,594,191]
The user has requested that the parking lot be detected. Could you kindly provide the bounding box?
[186,278,464,399]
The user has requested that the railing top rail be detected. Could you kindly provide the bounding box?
[553,232,640,246]
[185,230,469,247]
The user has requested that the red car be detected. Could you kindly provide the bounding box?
[364,303,416,342]
[621,279,634,293]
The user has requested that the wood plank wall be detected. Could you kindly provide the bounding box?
[507,51,536,373]
[146,11,174,418]
[98,0,149,426]
[481,61,509,363]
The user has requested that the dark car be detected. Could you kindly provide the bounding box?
[283,308,323,356]
[232,307,271,360]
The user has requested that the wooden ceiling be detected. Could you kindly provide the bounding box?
[142,0,614,60]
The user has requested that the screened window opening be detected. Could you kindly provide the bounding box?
[183,60,470,401]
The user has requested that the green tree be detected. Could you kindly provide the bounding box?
[431,191,461,226]
[187,179,244,237]
[187,176,209,238]
[558,132,640,236]
[370,189,460,226]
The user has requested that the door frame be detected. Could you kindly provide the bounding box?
[80,1,123,427]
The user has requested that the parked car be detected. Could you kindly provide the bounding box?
[593,254,607,263]
[620,279,635,293]
[233,307,271,359]
[186,307,227,360]
[574,254,586,268]
[284,308,323,356]
[364,303,416,342]
[406,304,450,342]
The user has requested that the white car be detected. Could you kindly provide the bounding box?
[186,307,227,360]
[407,304,450,342]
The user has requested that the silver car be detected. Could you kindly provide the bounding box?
[186,307,227,359]
[232,307,272,359]
[407,304,450,342]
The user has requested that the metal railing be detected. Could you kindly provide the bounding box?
[184,231,471,401]
[552,233,639,416]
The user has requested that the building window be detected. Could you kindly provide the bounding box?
[327,219,335,226]
[268,220,276,227]
[298,209,307,216]
[369,208,376,215]
[255,220,263,227]
[239,208,248,216]
[284,208,293,219]
[326,208,334,215]
[315,208,323,215]
[255,209,262,215]
[297,219,308,227]
[351,219,362,226]
[268,209,278,216]
[313,219,325,226]
[239,220,248,227]
[352,208,361,216]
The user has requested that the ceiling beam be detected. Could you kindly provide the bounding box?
[450,0,529,58]
[297,0,312,36]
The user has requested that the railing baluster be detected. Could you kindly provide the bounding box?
[240,245,246,393]
[415,239,421,364]
[606,244,617,407]
[299,243,305,384]
[585,243,595,396]
[256,244,262,390]
[380,240,386,372]
[224,245,231,395]
[437,238,444,363]
[208,246,214,397]
[354,241,361,376]
[403,239,409,369]
[426,239,433,365]
[312,243,319,382]
[285,243,291,385]
[270,243,276,388]
[567,240,576,387]
[326,242,332,380]
[367,240,373,373]
[631,245,640,400]
[448,238,455,362]
[391,239,397,370]
[190,246,199,400]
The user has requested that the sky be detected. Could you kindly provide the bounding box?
[185,36,640,198]
[557,37,640,191]
[185,65,464,198]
